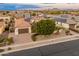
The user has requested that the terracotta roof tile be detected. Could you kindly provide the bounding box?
[15,18,30,29]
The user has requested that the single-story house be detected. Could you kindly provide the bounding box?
[0,16,11,22]
[30,16,46,23]
[0,16,11,27]
[0,22,5,34]
[66,16,79,29]
[67,19,76,29]
[0,16,11,34]
[15,18,31,35]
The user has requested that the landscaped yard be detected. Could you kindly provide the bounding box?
[0,34,14,52]
[0,18,78,47]
[34,29,74,41]
[31,19,77,41]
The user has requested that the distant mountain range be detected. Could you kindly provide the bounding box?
[0,3,42,10]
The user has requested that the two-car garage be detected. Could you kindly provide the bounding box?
[18,28,29,34]
[15,18,31,35]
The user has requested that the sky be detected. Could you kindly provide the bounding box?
[33,3,79,9]
[0,3,79,10]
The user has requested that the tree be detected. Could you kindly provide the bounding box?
[31,12,36,16]
[31,22,37,33]
[6,11,9,14]
[3,13,6,15]
[32,19,56,35]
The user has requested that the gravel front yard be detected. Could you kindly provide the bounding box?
[36,29,77,41]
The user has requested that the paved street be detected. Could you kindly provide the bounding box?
[3,38,79,56]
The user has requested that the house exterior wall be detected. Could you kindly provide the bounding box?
[0,16,11,27]
[15,28,18,35]
[56,22,69,29]
[0,16,11,22]
[18,28,29,34]
[0,26,5,34]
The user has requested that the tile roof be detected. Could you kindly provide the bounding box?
[67,19,76,24]
[15,18,30,29]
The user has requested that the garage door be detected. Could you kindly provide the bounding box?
[18,28,29,34]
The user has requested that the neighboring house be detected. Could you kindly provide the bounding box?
[67,18,76,29]
[50,15,70,29]
[0,16,11,34]
[67,16,79,29]
[24,13,31,22]
[15,18,31,35]
[0,16,11,21]
[30,16,46,23]
[0,22,5,34]
[0,16,11,26]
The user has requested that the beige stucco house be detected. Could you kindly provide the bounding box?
[0,16,11,26]
[30,16,46,23]
[0,16,11,34]
[0,22,5,34]
[15,18,31,35]
[67,16,79,29]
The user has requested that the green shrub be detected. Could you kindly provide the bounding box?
[31,34,39,41]
[0,38,5,43]
[0,36,14,46]
[7,37,14,45]
[0,35,5,43]
[5,26,9,31]
[31,12,36,16]
[8,47,12,50]
[31,22,37,33]
[65,29,70,35]
[31,19,56,35]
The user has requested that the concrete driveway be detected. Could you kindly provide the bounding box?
[9,33,32,44]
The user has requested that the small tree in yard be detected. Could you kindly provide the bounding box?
[36,20,56,35]
[32,19,56,35]
[31,22,37,33]
[31,19,56,41]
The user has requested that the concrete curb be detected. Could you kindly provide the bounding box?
[0,34,79,55]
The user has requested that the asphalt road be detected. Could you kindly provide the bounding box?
[3,39,79,56]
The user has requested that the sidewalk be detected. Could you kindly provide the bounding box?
[0,34,79,55]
